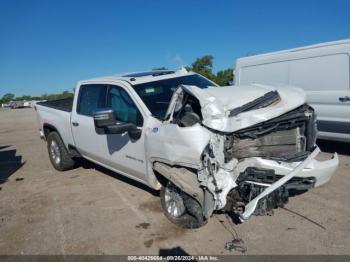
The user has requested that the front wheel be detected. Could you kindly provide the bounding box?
[160,181,207,229]
[47,131,76,171]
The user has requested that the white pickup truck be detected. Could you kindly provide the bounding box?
[36,69,338,228]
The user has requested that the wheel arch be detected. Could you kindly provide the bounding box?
[153,162,205,205]
[153,161,216,220]
[43,123,60,139]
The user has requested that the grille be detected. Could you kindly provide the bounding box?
[224,104,317,162]
[229,127,306,159]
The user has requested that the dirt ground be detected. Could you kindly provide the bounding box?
[0,108,349,255]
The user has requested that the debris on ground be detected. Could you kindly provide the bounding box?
[136,222,150,229]
[225,238,247,253]
[282,207,326,230]
[15,177,24,182]
[216,214,247,254]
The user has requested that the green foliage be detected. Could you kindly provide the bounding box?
[14,95,33,101]
[1,93,15,103]
[214,68,234,86]
[0,90,74,104]
[186,55,216,81]
[1,55,233,104]
[186,55,233,86]
[40,90,74,101]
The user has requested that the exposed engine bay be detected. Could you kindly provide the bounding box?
[195,103,317,216]
[148,84,338,227]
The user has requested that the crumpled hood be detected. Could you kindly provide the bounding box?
[166,83,306,133]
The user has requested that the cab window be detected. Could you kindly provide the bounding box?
[107,85,143,127]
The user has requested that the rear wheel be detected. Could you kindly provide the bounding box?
[47,131,76,171]
[160,181,207,229]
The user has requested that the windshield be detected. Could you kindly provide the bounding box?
[132,74,216,119]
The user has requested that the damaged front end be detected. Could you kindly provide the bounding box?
[197,103,326,220]
[149,84,338,227]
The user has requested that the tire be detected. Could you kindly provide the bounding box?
[160,181,207,229]
[47,131,76,171]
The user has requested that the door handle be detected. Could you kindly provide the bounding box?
[339,96,350,102]
[72,122,79,127]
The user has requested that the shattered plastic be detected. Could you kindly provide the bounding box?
[166,84,306,132]
[148,83,338,221]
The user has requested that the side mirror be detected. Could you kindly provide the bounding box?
[93,108,142,140]
[93,108,116,128]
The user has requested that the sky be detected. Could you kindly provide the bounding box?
[0,0,350,97]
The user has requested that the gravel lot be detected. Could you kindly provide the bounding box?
[0,108,349,255]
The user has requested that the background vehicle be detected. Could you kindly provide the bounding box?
[235,39,350,142]
[36,69,338,229]
[9,100,25,109]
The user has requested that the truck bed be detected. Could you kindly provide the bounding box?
[37,97,73,112]
[36,98,75,148]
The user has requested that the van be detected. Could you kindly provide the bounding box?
[235,39,350,142]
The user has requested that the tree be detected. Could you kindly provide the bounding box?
[1,93,15,103]
[58,90,74,99]
[186,55,233,86]
[0,90,74,104]
[186,55,216,81]
[215,68,234,86]
[15,95,31,101]
[1,57,234,104]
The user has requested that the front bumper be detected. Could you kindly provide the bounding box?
[239,147,338,221]
[298,153,339,187]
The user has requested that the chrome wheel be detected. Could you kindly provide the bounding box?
[164,183,186,218]
[50,140,61,165]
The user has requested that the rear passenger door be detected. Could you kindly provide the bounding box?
[71,84,108,162]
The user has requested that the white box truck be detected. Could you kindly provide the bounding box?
[235,39,350,142]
